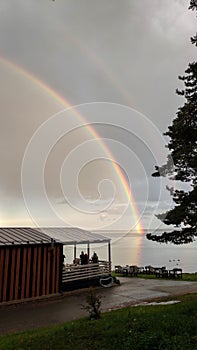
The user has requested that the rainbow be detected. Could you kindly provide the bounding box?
[0,56,143,234]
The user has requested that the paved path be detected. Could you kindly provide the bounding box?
[0,278,196,334]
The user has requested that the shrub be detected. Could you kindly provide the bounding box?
[83,287,101,320]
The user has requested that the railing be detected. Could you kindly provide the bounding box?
[62,260,111,283]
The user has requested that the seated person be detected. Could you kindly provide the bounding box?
[73,257,80,265]
[84,253,89,264]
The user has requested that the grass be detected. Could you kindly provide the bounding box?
[181,273,197,281]
[112,271,197,282]
[0,294,196,350]
[138,273,197,281]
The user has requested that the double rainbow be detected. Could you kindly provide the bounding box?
[0,56,143,234]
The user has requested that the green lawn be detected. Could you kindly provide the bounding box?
[0,294,196,350]
[112,271,197,282]
[137,273,197,281]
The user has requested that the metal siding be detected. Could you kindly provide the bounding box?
[25,247,32,299]
[0,249,5,302]
[0,242,63,303]
[51,247,56,294]
[42,246,47,295]
[56,245,60,293]
[3,248,9,302]
[36,246,42,296]
[9,247,16,301]
[21,247,27,299]
[46,248,51,295]
[14,247,21,300]
[0,228,57,246]
[35,227,110,246]
[32,246,38,298]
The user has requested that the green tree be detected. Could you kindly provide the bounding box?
[190,0,197,45]
[147,1,197,244]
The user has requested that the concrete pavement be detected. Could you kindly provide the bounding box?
[0,277,196,334]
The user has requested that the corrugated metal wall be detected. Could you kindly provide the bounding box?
[0,243,62,303]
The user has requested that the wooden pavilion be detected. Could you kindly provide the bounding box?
[37,227,111,291]
[0,227,111,303]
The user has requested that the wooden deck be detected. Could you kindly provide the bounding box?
[62,261,111,284]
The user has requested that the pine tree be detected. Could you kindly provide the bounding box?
[189,0,197,46]
[146,1,197,244]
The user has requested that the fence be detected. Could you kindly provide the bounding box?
[62,260,111,283]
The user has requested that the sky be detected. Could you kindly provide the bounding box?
[0,0,196,232]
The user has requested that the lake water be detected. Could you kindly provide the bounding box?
[110,231,197,273]
[64,230,197,273]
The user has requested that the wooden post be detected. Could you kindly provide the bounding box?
[14,247,21,300]
[3,248,10,302]
[46,248,51,295]
[108,242,111,273]
[21,247,27,299]
[32,246,38,297]
[51,246,56,294]
[56,245,60,293]
[9,247,16,301]
[0,249,5,302]
[36,246,42,297]
[74,244,76,260]
[25,247,32,298]
[42,246,47,295]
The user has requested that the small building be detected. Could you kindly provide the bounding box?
[0,227,111,303]
[0,227,62,303]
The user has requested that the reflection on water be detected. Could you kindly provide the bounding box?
[63,231,197,273]
[112,235,197,273]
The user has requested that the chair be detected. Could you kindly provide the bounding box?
[174,268,182,278]
[129,265,138,277]
[122,265,129,276]
[169,268,182,279]
[145,265,155,274]
[155,268,162,278]
[137,267,144,274]
[161,267,168,278]
[115,265,123,274]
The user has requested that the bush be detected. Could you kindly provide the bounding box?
[83,287,101,320]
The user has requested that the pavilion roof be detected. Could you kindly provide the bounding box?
[36,227,110,245]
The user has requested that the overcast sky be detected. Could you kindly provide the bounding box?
[0,0,196,232]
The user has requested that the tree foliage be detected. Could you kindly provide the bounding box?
[189,0,197,45]
[147,1,197,244]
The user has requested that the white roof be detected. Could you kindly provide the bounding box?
[35,227,110,245]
